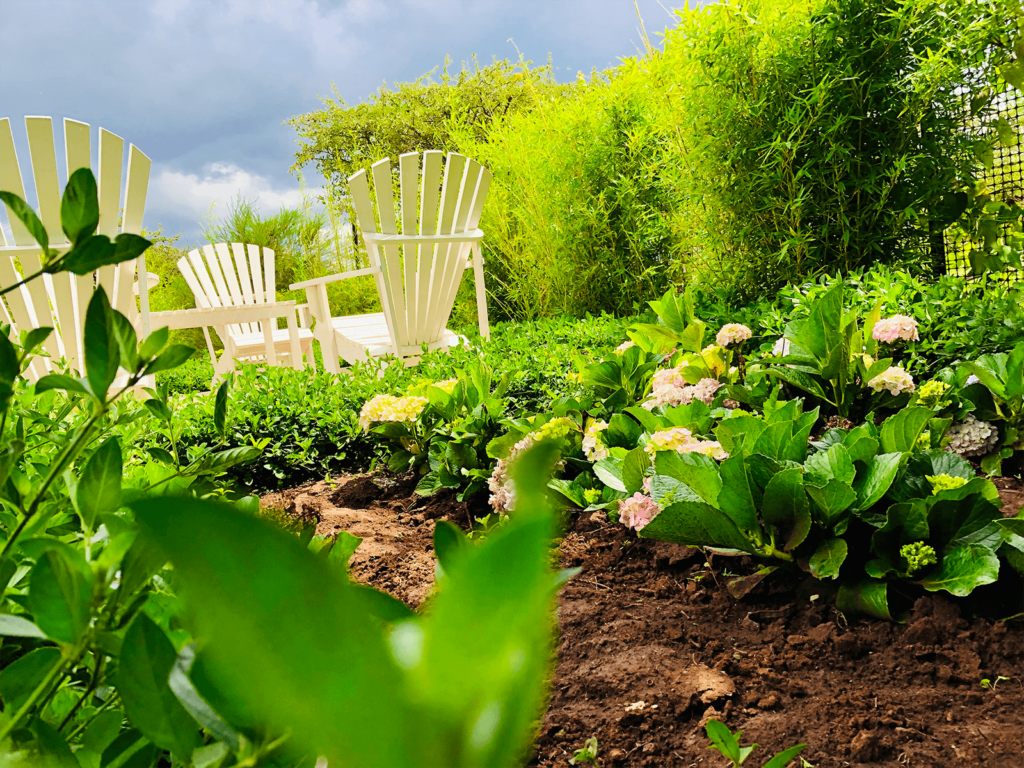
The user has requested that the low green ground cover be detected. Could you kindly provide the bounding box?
[156,266,1024,494]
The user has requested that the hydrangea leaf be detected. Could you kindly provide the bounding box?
[879,407,935,453]
[638,500,756,554]
[805,443,855,486]
[920,544,1000,597]
[717,456,762,532]
[806,479,857,527]
[837,579,893,620]
[653,451,722,507]
[852,452,904,512]
[761,467,812,550]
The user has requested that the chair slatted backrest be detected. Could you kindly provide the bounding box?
[176,244,276,336]
[0,117,151,380]
[348,151,491,353]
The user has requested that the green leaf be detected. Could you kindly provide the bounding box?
[21,326,53,358]
[853,453,903,512]
[0,333,19,386]
[761,467,811,550]
[805,443,855,486]
[61,234,116,275]
[433,520,470,573]
[167,644,241,751]
[0,190,48,253]
[214,377,230,438]
[654,451,722,507]
[843,424,880,463]
[351,584,416,624]
[100,728,158,768]
[765,366,829,402]
[639,500,756,554]
[415,447,559,765]
[605,413,642,448]
[327,530,363,574]
[762,742,808,768]
[751,420,794,462]
[995,116,1019,147]
[705,719,742,763]
[111,232,152,262]
[920,544,1000,597]
[143,345,195,375]
[142,398,172,422]
[28,546,94,643]
[717,456,762,531]
[132,496,410,767]
[879,407,935,453]
[83,709,125,755]
[1001,60,1024,90]
[75,437,122,530]
[927,495,1003,551]
[1006,342,1024,400]
[809,538,847,580]
[30,718,79,768]
[61,167,100,245]
[593,457,626,492]
[138,325,170,361]
[116,613,201,761]
[837,579,893,620]
[621,447,649,494]
[0,613,48,638]
[34,374,89,396]
[83,288,119,399]
[0,647,61,710]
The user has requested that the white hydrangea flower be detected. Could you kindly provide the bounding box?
[582,420,610,462]
[359,394,429,432]
[433,378,458,393]
[772,337,791,357]
[613,340,634,355]
[867,366,915,396]
[716,323,752,347]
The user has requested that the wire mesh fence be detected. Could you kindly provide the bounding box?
[941,86,1023,284]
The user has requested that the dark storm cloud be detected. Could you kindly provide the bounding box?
[1,0,684,243]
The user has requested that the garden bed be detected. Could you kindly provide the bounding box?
[265,474,1024,768]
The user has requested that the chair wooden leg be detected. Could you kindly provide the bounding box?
[287,312,302,371]
[471,243,490,340]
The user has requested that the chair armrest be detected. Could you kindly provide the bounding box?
[363,228,484,245]
[149,301,298,330]
[290,266,381,291]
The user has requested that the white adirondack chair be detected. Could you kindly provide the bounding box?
[290,151,491,372]
[173,243,316,379]
[0,116,153,383]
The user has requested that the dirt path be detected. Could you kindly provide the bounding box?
[263,474,1024,768]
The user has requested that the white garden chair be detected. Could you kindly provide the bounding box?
[170,243,316,380]
[290,151,491,372]
[0,116,153,383]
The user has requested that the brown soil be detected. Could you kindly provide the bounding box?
[263,475,1024,768]
[994,476,1024,518]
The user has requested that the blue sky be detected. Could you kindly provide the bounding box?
[1,0,685,246]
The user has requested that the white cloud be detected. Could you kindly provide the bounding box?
[148,162,320,230]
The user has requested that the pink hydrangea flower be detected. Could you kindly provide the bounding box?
[618,493,660,531]
[872,315,919,343]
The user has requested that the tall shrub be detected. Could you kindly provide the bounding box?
[659,0,1020,299]
[453,67,679,318]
